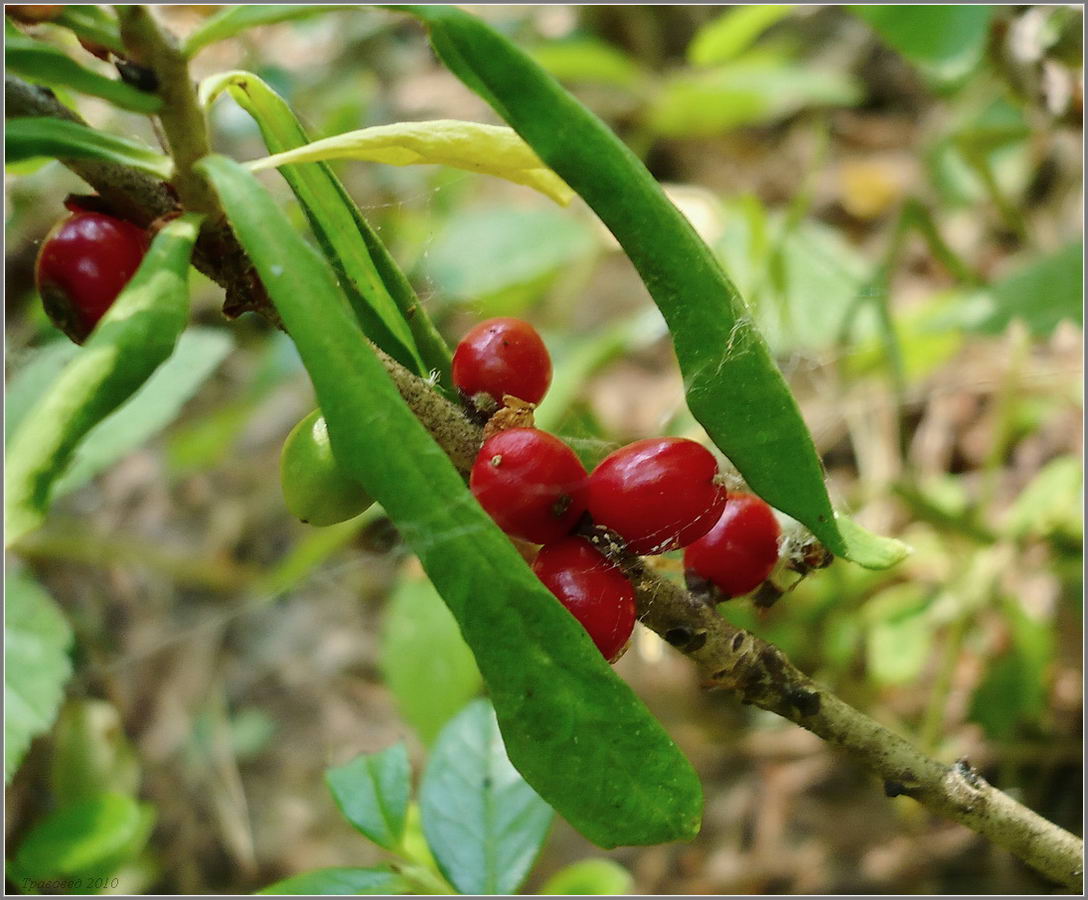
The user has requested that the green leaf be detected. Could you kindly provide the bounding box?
[862,583,934,686]
[4,215,201,545]
[5,31,161,113]
[249,120,574,206]
[12,793,154,882]
[51,5,126,56]
[256,865,410,895]
[851,5,994,85]
[5,568,73,783]
[422,205,597,306]
[50,700,141,806]
[538,858,634,895]
[687,5,793,67]
[529,38,643,88]
[51,328,233,497]
[1004,455,1083,542]
[396,5,907,569]
[5,117,173,179]
[421,700,553,895]
[956,242,1083,337]
[5,340,81,442]
[325,743,411,851]
[380,573,483,745]
[968,600,1055,741]
[182,5,352,59]
[648,58,860,138]
[198,153,703,848]
[200,71,447,385]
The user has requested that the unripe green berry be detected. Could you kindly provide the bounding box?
[280,410,373,526]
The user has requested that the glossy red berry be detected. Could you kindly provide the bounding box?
[452,317,552,408]
[533,537,637,662]
[684,492,781,598]
[35,211,148,344]
[586,437,727,555]
[470,428,587,544]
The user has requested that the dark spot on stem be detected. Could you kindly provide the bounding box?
[786,687,821,717]
[664,627,692,647]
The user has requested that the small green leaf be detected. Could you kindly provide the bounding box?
[380,573,483,745]
[648,58,860,137]
[529,38,643,88]
[12,793,155,882]
[1004,455,1083,542]
[4,215,201,545]
[325,743,411,851]
[963,242,1082,337]
[50,700,141,806]
[396,5,906,569]
[199,152,703,848]
[5,568,73,783]
[5,118,173,179]
[5,32,161,113]
[421,700,553,895]
[182,5,353,59]
[200,70,444,383]
[538,858,634,895]
[255,865,410,895]
[250,120,574,206]
[863,584,934,686]
[687,5,793,67]
[851,5,994,85]
[49,328,233,497]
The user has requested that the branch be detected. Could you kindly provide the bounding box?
[7,49,1082,895]
[4,74,278,326]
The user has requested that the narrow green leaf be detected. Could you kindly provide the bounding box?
[51,328,233,496]
[5,117,173,179]
[256,865,410,895]
[421,700,553,895]
[325,743,411,851]
[538,858,634,895]
[4,568,73,783]
[52,5,126,56]
[5,32,162,113]
[851,6,994,84]
[198,153,703,848]
[201,70,445,383]
[687,5,793,67]
[12,793,154,882]
[182,5,352,59]
[250,120,573,205]
[380,572,483,745]
[4,215,201,545]
[396,5,908,569]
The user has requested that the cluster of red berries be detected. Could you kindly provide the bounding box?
[454,317,782,663]
[35,201,149,344]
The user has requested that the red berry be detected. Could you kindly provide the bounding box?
[35,211,148,344]
[452,317,552,407]
[586,437,727,555]
[684,492,781,598]
[470,428,587,544]
[533,537,636,662]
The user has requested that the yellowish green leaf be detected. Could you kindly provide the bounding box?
[247,120,574,206]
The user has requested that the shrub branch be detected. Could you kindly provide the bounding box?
[6,35,1082,891]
